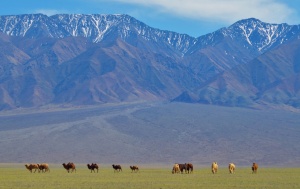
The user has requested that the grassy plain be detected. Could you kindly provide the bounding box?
[1,164,300,189]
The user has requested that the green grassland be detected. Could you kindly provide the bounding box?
[1,164,300,189]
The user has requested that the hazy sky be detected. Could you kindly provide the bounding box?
[1,0,299,37]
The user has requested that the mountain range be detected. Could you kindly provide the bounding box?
[1,14,300,110]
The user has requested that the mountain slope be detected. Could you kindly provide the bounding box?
[1,14,300,109]
[185,18,300,74]
[176,36,300,108]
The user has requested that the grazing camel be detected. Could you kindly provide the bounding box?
[228,163,236,174]
[25,164,39,173]
[130,165,139,173]
[87,163,99,173]
[112,164,122,172]
[37,163,50,173]
[62,162,76,173]
[172,164,180,174]
[211,162,218,174]
[186,163,193,174]
[177,164,187,174]
[252,163,258,174]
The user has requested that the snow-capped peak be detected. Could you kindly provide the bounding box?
[226,18,300,52]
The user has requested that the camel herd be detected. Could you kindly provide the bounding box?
[172,163,193,174]
[210,162,258,174]
[24,163,137,173]
[24,162,259,174]
[172,162,258,174]
[24,163,50,173]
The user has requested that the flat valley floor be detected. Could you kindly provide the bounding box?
[1,164,300,189]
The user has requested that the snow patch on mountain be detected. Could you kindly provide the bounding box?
[0,14,300,55]
[226,18,300,52]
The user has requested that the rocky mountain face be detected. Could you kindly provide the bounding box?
[175,21,300,108]
[0,14,300,110]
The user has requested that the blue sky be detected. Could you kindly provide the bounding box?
[1,0,300,37]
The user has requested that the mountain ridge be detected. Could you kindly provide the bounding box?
[0,14,300,110]
[2,14,300,55]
